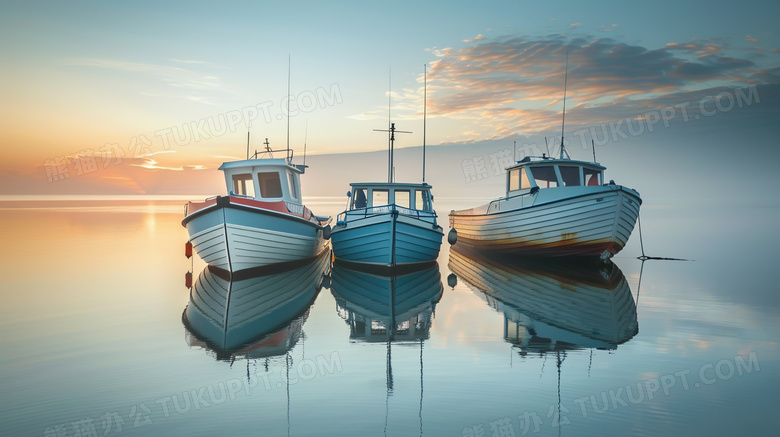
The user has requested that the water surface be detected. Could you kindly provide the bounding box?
[0,197,778,436]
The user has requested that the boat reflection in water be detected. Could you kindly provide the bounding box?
[448,247,638,354]
[331,262,443,343]
[331,261,442,434]
[182,250,331,361]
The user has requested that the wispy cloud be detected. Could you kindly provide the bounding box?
[463,34,486,43]
[135,150,176,159]
[418,34,776,142]
[64,58,234,103]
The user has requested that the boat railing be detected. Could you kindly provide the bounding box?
[337,204,437,225]
[184,195,220,217]
[252,145,296,165]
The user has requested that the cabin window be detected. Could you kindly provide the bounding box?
[530,166,558,188]
[416,190,432,212]
[520,168,531,189]
[584,168,601,186]
[395,190,411,208]
[257,172,283,198]
[509,169,520,191]
[232,174,255,197]
[372,189,389,207]
[352,188,368,209]
[559,166,581,186]
[288,173,298,199]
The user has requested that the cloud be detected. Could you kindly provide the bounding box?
[463,34,487,43]
[348,88,427,122]
[64,58,234,103]
[134,150,176,159]
[419,34,777,143]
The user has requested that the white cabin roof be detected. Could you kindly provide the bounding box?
[218,158,305,174]
[506,156,605,172]
[348,182,433,190]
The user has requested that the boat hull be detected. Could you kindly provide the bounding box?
[449,186,641,259]
[331,211,443,268]
[183,196,329,272]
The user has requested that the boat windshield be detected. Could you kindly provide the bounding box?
[395,190,411,208]
[352,188,368,209]
[508,168,532,192]
[584,167,601,186]
[372,190,389,207]
[258,172,283,198]
[416,189,432,212]
[559,166,581,186]
[232,174,255,197]
[288,173,298,200]
[349,186,433,212]
[530,166,558,188]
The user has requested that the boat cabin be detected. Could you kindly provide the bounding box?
[219,158,306,204]
[347,182,434,213]
[505,157,605,195]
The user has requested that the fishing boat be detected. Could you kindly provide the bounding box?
[330,123,444,268]
[182,140,331,273]
[448,147,641,260]
[448,57,641,260]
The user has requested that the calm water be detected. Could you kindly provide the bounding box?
[1,197,778,437]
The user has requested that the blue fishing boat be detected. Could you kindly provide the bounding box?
[331,123,444,268]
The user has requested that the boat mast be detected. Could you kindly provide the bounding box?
[375,67,411,183]
[559,50,570,160]
[303,119,308,167]
[422,63,427,183]
[388,67,392,183]
[374,123,411,183]
[286,55,291,154]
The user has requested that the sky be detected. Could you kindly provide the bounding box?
[1,0,779,196]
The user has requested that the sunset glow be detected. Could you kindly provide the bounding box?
[2,1,778,196]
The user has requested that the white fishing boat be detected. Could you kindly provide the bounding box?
[182,141,331,273]
[331,123,444,268]
[449,57,641,260]
[448,147,641,260]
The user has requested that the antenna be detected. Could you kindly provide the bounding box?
[591,139,596,162]
[286,55,291,153]
[374,123,412,183]
[303,119,308,167]
[246,131,250,160]
[560,50,569,160]
[387,67,392,183]
[422,63,427,183]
